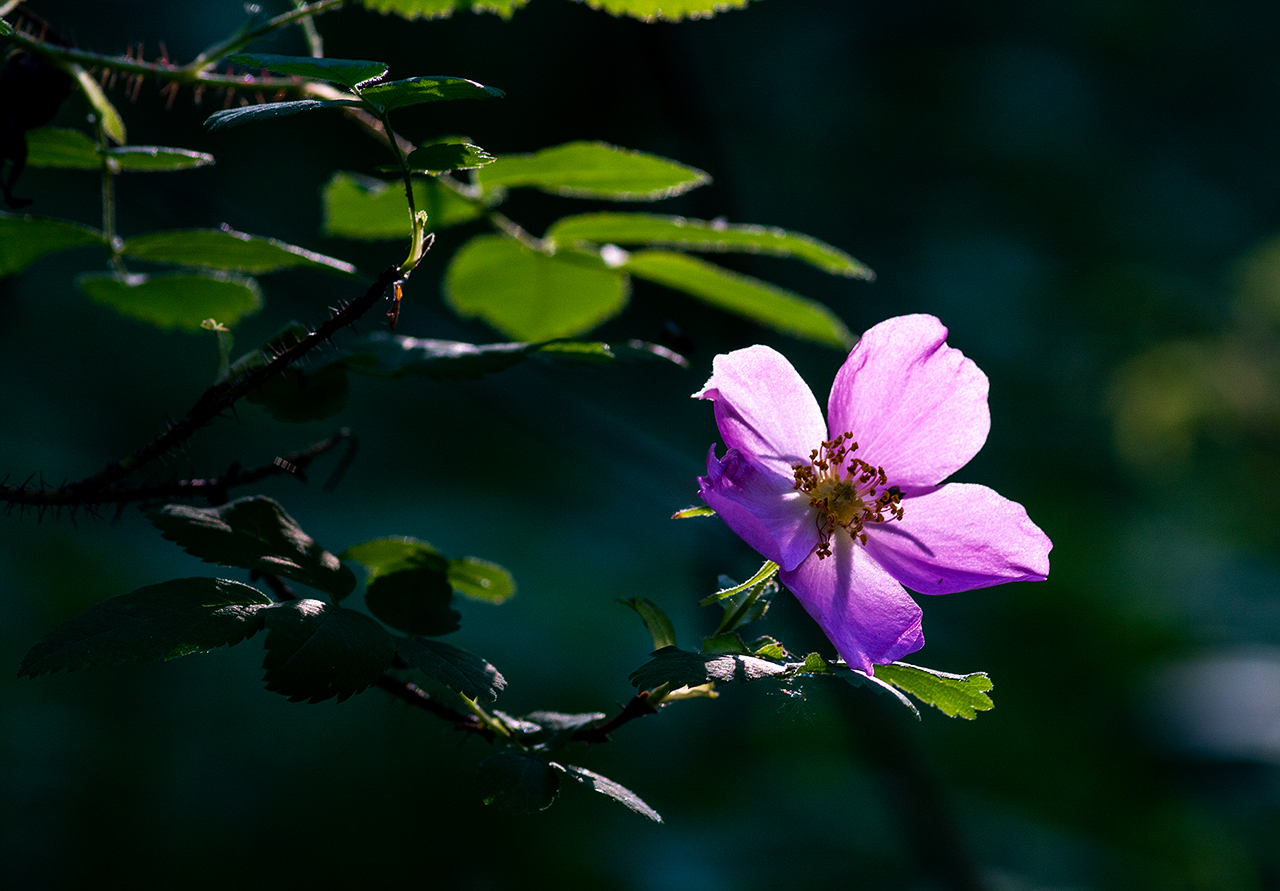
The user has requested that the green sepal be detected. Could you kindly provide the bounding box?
[358,76,504,111]
[874,662,995,720]
[77,270,262,331]
[551,763,662,823]
[144,497,357,600]
[479,141,709,201]
[204,99,363,131]
[261,599,394,703]
[18,577,272,678]
[227,53,388,88]
[393,636,506,701]
[477,752,559,813]
[0,213,105,277]
[620,597,677,650]
[121,228,356,276]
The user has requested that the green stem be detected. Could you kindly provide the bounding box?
[291,0,326,58]
[187,0,345,71]
[489,211,548,253]
[95,118,125,275]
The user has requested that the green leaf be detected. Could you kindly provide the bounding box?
[874,662,995,720]
[547,213,873,279]
[77,271,263,331]
[23,128,216,171]
[629,646,788,690]
[246,365,351,422]
[480,141,709,200]
[477,752,559,813]
[204,98,363,131]
[448,557,515,604]
[752,637,789,661]
[572,0,754,22]
[402,142,495,173]
[712,572,778,636]
[801,652,833,674]
[122,228,355,275]
[671,504,715,519]
[105,146,216,172]
[620,597,677,650]
[366,565,460,636]
[394,636,506,701]
[357,0,527,19]
[72,64,125,144]
[18,578,272,678]
[341,537,446,583]
[701,632,752,655]
[261,599,394,703]
[699,560,779,605]
[144,497,357,600]
[0,213,104,277]
[227,53,388,88]
[503,710,606,751]
[321,172,483,239]
[625,251,854,348]
[552,763,662,823]
[0,18,13,36]
[445,235,629,340]
[359,76,504,111]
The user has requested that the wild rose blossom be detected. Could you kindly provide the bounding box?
[696,314,1051,674]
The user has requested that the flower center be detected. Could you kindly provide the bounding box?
[791,432,903,559]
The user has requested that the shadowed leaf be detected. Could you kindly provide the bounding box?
[359,76,504,111]
[620,597,677,650]
[261,599,394,702]
[227,53,388,88]
[321,172,483,239]
[77,271,262,331]
[204,99,362,131]
[629,646,788,690]
[394,637,506,701]
[477,752,559,813]
[552,763,662,822]
[0,213,104,276]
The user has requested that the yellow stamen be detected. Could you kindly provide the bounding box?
[791,432,903,559]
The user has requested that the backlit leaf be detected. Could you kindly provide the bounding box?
[479,141,709,200]
[547,212,873,278]
[874,662,995,720]
[699,560,778,605]
[341,537,446,583]
[18,578,272,678]
[394,636,506,701]
[620,597,677,650]
[0,213,104,276]
[624,251,853,348]
[227,53,388,88]
[261,599,394,702]
[671,505,715,519]
[106,146,216,172]
[359,76,504,111]
[23,128,216,171]
[445,235,629,340]
[72,64,125,144]
[403,142,494,173]
[321,172,483,239]
[571,0,755,22]
[357,0,527,19]
[448,557,515,604]
[77,270,262,331]
[477,752,559,813]
[552,763,662,823]
[204,99,362,131]
[122,228,355,275]
[144,497,357,599]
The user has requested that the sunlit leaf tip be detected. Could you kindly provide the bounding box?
[671,504,716,519]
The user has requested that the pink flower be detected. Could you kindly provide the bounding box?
[696,314,1051,674]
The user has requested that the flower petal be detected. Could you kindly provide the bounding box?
[699,447,818,571]
[865,483,1052,595]
[779,536,925,675]
[695,344,827,479]
[827,314,990,487]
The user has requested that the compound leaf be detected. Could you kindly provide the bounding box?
[23,128,215,171]
[394,636,506,701]
[77,270,262,331]
[261,599,394,703]
[479,141,709,200]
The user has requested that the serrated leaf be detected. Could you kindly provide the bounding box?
[122,228,355,275]
[261,599,394,703]
[445,235,629,340]
[358,0,527,18]
[144,497,357,599]
[245,365,350,422]
[671,504,715,519]
[227,53,388,88]
[0,213,104,276]
[72,64,125,144]
[548,213,873,279]
[511,710,607,751]
[359,76,504,111]
[477,752,559,813]
[366,565,460,636]
[448,557,515,604]
[874,662,995,720]
[629,646,788,691]
[480,141,709,200]
[321,172,483,239]
[77,270,262,331]
[625,251,853,348]
[801,652,832,674]
[394,636,505,701]
[403,142,494,173]
[699,560,779,605]
[204,98,363,131]
[572,0,754,22]
[552,763,662,823]
[23,128,216,172]
[752,637,789,661]
[18,578,272,678]
[620,597,677,650]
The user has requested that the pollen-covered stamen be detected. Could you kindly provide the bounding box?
[791,432,904,559]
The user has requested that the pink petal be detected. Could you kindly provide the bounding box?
[695,345,827,479]
[865,483,1052,595]
[779,536,925,675]
[827,315,990,488]
[699,447,819,571]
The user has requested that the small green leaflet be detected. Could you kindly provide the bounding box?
[341,536,516,605]
[18,578,272,678]
[227,53,388,88]
[357,0,527,18]
[402,142,494,173]
[359,76,504,111]
[625,251,854,349]
[671,504,715,519]
[0,214,104,277]
[144,497,357,599]
[629,646,788,691]
[620,597,677,650]
[479,142,710,201]
[261,599,394,703]
[321,172,484,239]
[572,0,755,22]
[122,228,356,276]
[394,636,506,701]
[23,128,215,172]
[874,662,995,720]
[548,213,873,279]
[448,557,515,604]
[71,64,125,144]
[445,235,630,341]
[477,752,559,813]
[204,99,363,132]
[701,632,753,655]
[77,271,262,331]
[552,763,662,823]
[700,560,778,605]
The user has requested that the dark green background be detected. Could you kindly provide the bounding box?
[3,1,1279,888]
